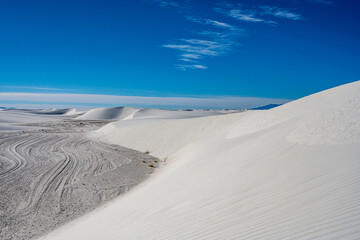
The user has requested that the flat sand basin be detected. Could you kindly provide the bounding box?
[0,120,158,240]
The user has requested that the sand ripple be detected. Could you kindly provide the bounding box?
[0,120,157,240]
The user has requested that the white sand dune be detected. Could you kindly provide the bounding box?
[0,108,88,131]
[132,108,241,120]
[39,108,84,116]
[0,109,56,130]
[43,81,360,240]
[0,108,89,131]
[76,107,140,120]
[63,108,85,116]
[77,106,240,121]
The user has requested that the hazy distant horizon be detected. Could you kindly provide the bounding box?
[0,92,290,110]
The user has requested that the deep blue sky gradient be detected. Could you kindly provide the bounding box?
[0,0,359,103]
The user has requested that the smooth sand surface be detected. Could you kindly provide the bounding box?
[77,106,242,121]
[0,119,158,240]
[43,81,360,240]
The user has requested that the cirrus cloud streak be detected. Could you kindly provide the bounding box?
[0,92,290,109]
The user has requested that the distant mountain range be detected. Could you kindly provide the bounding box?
[250,104,282,110]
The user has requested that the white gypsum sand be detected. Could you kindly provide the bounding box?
[43,81,360,240]
[76,106,241,121]
[0,108,86,131]
[0,116,159,240]
[0,109,58,131]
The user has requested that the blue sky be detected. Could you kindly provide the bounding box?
[0,0,359,109]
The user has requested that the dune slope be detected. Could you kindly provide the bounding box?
[76,107,140,120]
[44,81,360,240]
[77,106,241,121]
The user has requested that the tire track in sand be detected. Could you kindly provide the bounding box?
[0,120,158,240]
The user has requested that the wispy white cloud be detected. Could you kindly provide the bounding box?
[0,86,65,91]
[163,42,220,57]
[216,5,302,24]
[163,15,243,69]
[185,17,238,30]
[197,31,230,39]
[163,39,229,56]
[228,9,268,23]
[260,6,303,20]
[184,16,203,24]
[178,58,196,62]
[153,0,180,8]
[151,1,245,70]
[163,38,235,68]
[181,54,201,59]
[206,19,232,28]
[0,92,290,109]
[176,64,208,70]
[155,1,302,70]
